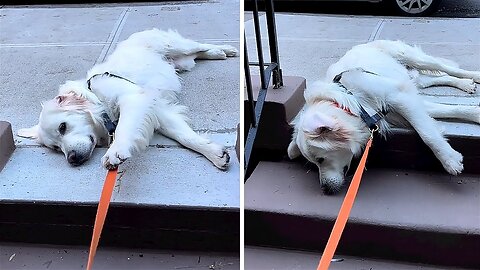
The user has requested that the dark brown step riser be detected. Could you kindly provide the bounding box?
[246,115,480,174]
[368,131,480,174]
[245,211,480,269]
[0,201,239,252]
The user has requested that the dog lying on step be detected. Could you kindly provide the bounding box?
[18,28,238,170]
[288,40,480,194]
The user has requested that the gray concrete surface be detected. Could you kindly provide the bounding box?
[0,242,239,270]
[245,13,480,135]
[245,246,468,270]
[0,1,240,208]
[246,161,480,233]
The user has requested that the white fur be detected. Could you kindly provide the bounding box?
[288,40,480,194]
[17,28,238,170]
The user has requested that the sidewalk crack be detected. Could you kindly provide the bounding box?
[368,19,385,42]
[96,7,131,64]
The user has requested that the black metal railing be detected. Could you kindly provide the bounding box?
[244,0,283,173]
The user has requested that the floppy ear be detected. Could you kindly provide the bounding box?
[287,140,301,159]
[56,93,88,109]
[302,112,335,138]
[17,125,39,139]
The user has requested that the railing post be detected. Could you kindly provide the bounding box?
[264,0,283,88]
[244,0,283,175]
[244,33,256,128]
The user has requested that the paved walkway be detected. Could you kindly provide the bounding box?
[0,242,239,270]
[0,1,240,208]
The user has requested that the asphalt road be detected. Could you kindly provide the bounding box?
[247,0,480,18]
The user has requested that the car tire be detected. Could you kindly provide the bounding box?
[388,0,442,16]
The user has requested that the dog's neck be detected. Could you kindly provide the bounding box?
[304,81,390,138]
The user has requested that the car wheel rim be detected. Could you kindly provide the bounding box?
[396,0,433,14]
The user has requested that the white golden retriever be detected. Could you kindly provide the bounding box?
[18,28,238,170]
[288,40,480,194]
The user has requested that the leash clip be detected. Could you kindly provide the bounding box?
[108,132,115,146]
[369,124,379,139]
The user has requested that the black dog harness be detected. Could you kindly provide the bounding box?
[86,72,136,138]
[333,69,388,131]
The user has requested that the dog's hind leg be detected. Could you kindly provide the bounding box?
[393,93,464,175]
[376,40,480,83]
[155,108,230,170]
[413,73,476,94]
[159,30,237,60]
[424,101,480,124]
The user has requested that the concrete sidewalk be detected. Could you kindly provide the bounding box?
[1,242,239,270]
[245,13,480,135]
[0,1,240,208]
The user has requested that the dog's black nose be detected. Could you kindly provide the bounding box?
[67,150,83,166]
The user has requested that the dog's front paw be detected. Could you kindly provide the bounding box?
[208,144,230,170]
[441,150,463,175]
[219,45,238,57]
[102,146,131,170]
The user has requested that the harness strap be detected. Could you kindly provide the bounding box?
[317,136,373,270]
[333,69,387,130]
[87,72,135,91]
[86,168,118,270]
[86,72,136,140]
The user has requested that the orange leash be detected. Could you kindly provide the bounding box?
[86,168,118,270]
[317,137,373,270]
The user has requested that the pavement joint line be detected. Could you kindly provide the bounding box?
[194,128,238,133]
[96,7,131,64]
[369,18,385,41]
[0,39,239,49]
[246,37,363,43]
[247,36,480,46]
[419,93,480,98]
[148,145,236,149]
[3,1,212,9]
[0,42,109,48]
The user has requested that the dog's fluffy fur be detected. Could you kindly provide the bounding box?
[288,40,480,194]
[18,28,238,170]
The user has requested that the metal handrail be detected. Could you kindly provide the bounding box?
[244,0,283,174]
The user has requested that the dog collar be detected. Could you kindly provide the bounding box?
[333,69,387,131]
[101,112,117,137]
[331,101,355,116]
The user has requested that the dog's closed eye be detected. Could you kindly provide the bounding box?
[52,145,60,151]
[317,157,325,164]
[59,122,67,135]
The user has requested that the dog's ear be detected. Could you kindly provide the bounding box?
[302,112,335,138]
[287,140,301,159]
[56,93,88,109]
[302,112,351,143]
[17,125,39,140]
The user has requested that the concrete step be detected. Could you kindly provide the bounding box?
[244,75,306,176]
[245,246,469,270]
[0,136,240,251]
[245,161,480,268]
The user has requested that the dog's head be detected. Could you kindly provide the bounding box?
[288,102,369,194]
[18,91,107,166]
